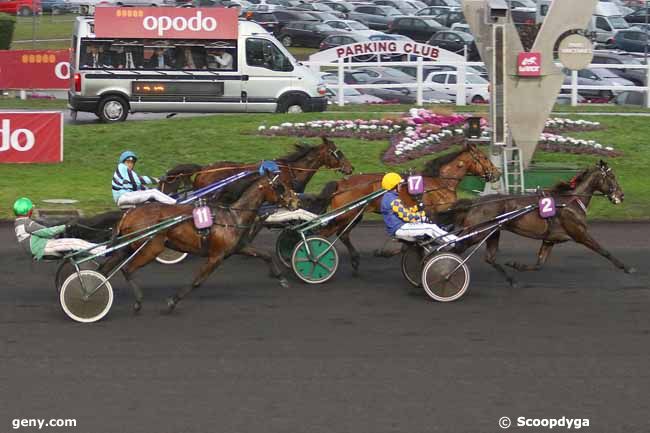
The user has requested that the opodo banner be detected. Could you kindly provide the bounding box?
[94,7,239,39]
[0,112,63,163]
[0,50,70,90]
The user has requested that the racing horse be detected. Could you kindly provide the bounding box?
[160,137,354,196]
[437,160,635,287]
[312,143,501,271]
[106,173,300,313]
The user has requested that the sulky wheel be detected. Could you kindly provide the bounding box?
[155,248,188,265]
[291,236,339,284]
[401,245,424,288]
[421,253,470,302]
[55,260,99,293]
[276,229,302,269]
[60,270,114,323]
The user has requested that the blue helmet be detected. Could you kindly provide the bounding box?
[119,151,138,164]
[258,160,280,176]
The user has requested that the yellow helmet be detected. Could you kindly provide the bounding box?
[381,172,403,190]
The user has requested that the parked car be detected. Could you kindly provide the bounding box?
[415,5,459,16]
[613,29,650,52]
[301,11,340,22]
[388,16,445,43]
[592,50,646,85]
[294,2,345,18]
[347,5,402,30]
[392,64,487,80]
[323,86,386,104]
[375,0,419,15]
[247,0,301,8]
[511,7,536,25]
[421,0,459,7]
[507,0,535,8]
[42,0,75,14]
[323,19,382,36]
[428,30,479,60]
[425,71,490,103]
[562,67,635,99]
[624,7,650,23]
[614,90,645,105]
[404,0,427,11]
[428,9,465,27]
[0,0,42,15]
[278,21,338,47]
[451,22,471,34]
[244,11,281,33]
[322,1,356,16]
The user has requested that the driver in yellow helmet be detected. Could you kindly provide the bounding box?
[380,173,458,243]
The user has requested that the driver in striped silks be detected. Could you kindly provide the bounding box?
[112,151,177,207]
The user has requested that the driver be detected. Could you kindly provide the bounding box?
[13,197,106,260]
[380,172,458,243]
[112,151,177,207]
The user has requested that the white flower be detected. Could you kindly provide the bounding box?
[270,126,279,131]
[295,123,305,128]
[395,150,403,156]
[605,146,614,151]
[594,144,603,149]
[258,125,266,131]
[281,122,293,128]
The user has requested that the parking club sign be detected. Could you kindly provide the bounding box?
[517,52,542,77]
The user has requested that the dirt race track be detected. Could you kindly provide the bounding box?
[1,222,649,433]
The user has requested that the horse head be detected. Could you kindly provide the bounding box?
[319,137,354,175]
[593,160,624,204]
[464,143,501,182]
[259,172,301,210]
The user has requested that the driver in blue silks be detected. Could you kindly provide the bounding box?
[112,151,177,207]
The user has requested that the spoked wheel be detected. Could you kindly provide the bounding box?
[60,270,114,323]
[55,259,100,293]
[155,248,188,265]
[421,253,470,302]
[275,229,301,269]
[401,245,424,288]
[291,236,339,284]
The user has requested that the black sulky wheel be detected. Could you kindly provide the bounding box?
[401,245,424,288]
[275,229,302,269]
[59,270,114,323]
[155,248,188,265]
[55,259,100,293]
[421,253,470,302]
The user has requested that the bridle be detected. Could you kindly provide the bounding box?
[467,146,497,182]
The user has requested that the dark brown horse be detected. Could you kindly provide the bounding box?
[313,144,501,271]
[110,173,300,313]
[160,137,354,196]
[438,160,635,287]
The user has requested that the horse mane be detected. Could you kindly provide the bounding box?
[165,163,203,177]
[551,167,591,192]
[421,149,465,177]
[277,143,317,163]
[208,173,261,205]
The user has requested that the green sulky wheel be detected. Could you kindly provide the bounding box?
[421,253,470,302]
[59,270,114,323]
[291,236,339,284]
[275,229,302,269]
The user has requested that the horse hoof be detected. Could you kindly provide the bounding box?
[625,267,637,274]
[133,302,142,313]
[161,298,176,315]
[279,278,290,289]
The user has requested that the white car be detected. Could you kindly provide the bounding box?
[323,19,382,36]
[325,86,385,104]
[425,71,490,104]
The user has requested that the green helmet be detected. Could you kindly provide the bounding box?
[13,197,33,216]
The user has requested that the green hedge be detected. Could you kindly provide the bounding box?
[0,13,16,50]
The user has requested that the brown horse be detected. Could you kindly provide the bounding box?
[110,173,300,313]
[160,137,354,196]
[314,143,501,270]
[438,160,635,287]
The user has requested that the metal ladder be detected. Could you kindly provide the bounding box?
[501,146,525,194]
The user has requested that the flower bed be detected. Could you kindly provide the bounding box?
[544,117,603,134]
[538,133,622,157]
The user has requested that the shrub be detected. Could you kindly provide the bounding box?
[0,13,16,50]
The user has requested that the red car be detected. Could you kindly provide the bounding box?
[0,0,42,16]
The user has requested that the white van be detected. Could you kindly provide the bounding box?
[68,8,327,122]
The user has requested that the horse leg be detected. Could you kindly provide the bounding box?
[505,241,555,273]
[122,271,144,313]
[484,232,519,288]
[570,229,636,274]
[164,253,224,314]
[339,214,364,272]
[237,245,289,288]
[120,236,167,313]
[373,238,403,258]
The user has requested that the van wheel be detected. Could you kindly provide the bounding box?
[98,96,129,123]
[277,94,307,113]
[18,6,32,15]
[471,95,485,104]
[281,35,292,47]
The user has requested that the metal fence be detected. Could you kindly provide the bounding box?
[303,59,650,108]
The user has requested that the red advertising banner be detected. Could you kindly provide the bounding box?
[0,50,70,90]
[517,52,542,77]
[0,112,63,163]
[94,7,239,40]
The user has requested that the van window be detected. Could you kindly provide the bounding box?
[596,17,611,32]
[246,38,294,72]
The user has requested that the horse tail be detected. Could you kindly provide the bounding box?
[301,181,339,214]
